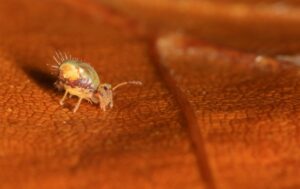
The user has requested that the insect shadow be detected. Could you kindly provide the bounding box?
[13,52,56,92]
[22,65,56,91]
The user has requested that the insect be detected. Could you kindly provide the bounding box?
[51,52,142,113]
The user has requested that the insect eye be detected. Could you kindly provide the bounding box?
[103,86,108,90]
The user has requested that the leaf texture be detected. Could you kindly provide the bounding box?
[0,0,300,189]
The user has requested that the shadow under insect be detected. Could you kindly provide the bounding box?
[11,50,57,92]
[21,65,56,91]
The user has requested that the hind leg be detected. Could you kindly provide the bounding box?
[73,97,83,113]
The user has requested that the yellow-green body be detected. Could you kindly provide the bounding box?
[58,60,100,103]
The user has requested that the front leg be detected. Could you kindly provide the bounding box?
[99,97,108,111]
[59,90,68,105]
[100,104,107,111]
[109,98,113,108]
[97,92,113,111]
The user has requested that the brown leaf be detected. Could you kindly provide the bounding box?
[0,1,201,189]
[0,0,300,189]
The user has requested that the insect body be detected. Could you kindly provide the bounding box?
[52,52,142,113]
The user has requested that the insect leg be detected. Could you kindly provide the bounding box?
[73,97,83,113]
[59,90,68,105]
[98,96,106,111]
[100,103,106,111]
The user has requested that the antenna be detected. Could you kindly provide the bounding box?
[113,81,142,91]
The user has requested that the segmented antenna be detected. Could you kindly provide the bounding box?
[113,81,143,91]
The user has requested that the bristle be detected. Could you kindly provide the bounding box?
[64,52,68,60]
[50,68,58,75]
[59,51,65,61]
[57,51,62,61]
[54,50,77,65]
[53,55,60,65]
[54,51,61,63]
[55,51,60,60]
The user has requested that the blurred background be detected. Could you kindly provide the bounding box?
[0,0,299,189]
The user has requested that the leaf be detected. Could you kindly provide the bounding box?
[0,1,201,189]
[99,0,300,54]
[0,0,300,189]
